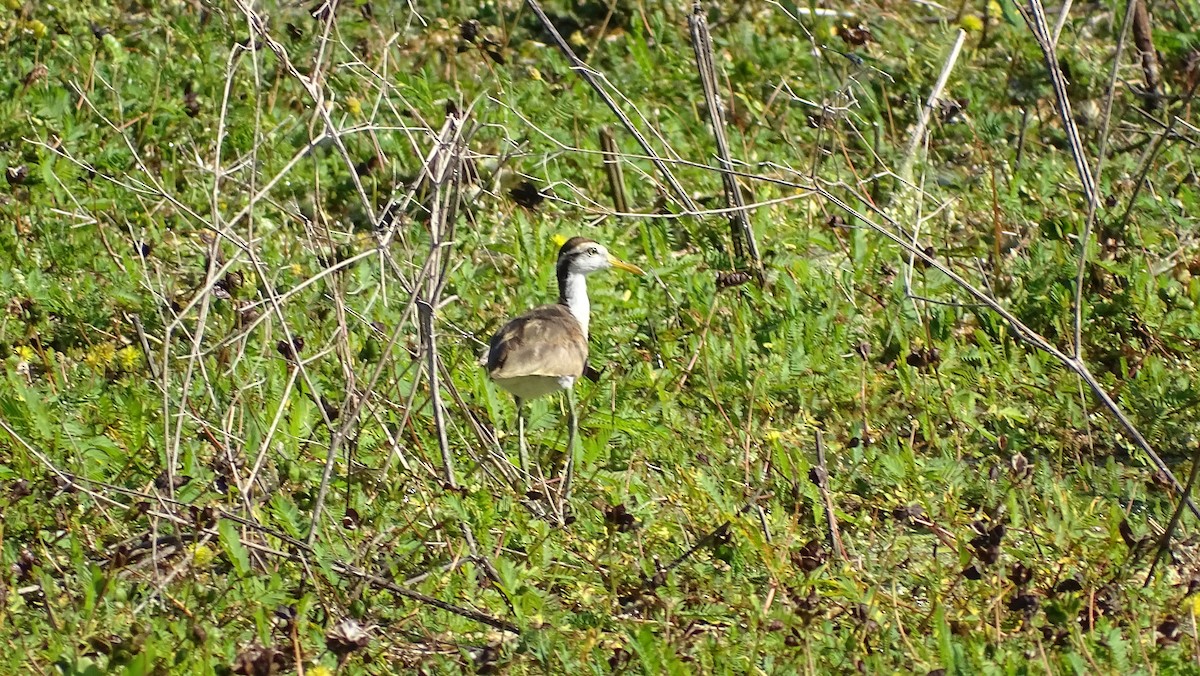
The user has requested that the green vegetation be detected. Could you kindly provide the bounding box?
[2,0,1200,672]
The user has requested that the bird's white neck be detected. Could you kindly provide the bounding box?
[560,272,590,338]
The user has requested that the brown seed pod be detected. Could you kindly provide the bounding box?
[509,181,546,209]
[716,270,754,289]
[838,23,872,46]
[460,19,480,43]
[276,336,305,361]
[326,618,372,658]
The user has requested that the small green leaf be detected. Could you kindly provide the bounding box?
[101,33,127,64]
[218,518,250,577]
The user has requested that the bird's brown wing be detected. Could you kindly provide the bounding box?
[487,304,587,379]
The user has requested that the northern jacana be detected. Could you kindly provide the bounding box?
[487,236,644,502]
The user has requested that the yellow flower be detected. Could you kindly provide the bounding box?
[22,19,47,39]
[189,544,216,568]
[117,345,140,371]
[959,15,984,32]
[346,96,362,117]
[15,345,35,362]
[85,342,117,370]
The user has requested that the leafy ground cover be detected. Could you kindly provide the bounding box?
[2,0,1200,672]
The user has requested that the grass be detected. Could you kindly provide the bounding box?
[2,0,1200,672]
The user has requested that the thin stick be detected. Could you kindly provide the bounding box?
[599,126,629,215]
[816,186,1200,521]
[408,115,511,593]
[435,359,516,486]
[899,29,967,184]
[9,419,518,633]
[421,125,464,488]
[814,430,847,559]
[305,113,467,544]
[640,491,768,591]
[642,521,732,590]
[1145,443,1200,585]
[1115,76,1200,235]
[332,561,520,634]
[1130,0,1160,110]
[1017,0,1096,200]
[523,0,698,214]
[1051,0,1073,45]
[688,2,763,273]
[1008,4,1198,525]
[1070,0,1139,359]
[421,298,457,487]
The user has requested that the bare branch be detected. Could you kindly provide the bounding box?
[688,3,763,273]
[524,0,698,215]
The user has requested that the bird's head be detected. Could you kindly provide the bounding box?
[557,236,644,277]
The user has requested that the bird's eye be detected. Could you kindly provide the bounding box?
[589,247,599,255]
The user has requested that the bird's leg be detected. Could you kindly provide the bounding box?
[560,387,578,518]
[515,398,529,489]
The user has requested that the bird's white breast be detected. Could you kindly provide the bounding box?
[493,374,576,401]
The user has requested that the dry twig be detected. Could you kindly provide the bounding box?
[688,2,763,273]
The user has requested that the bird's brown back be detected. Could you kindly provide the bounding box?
[487,304,588,380]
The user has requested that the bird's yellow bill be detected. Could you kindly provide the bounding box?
[609,255,645,275]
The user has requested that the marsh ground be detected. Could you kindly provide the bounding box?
[2,0,1200,673]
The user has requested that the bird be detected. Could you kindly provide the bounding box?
[486,236,644,504]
